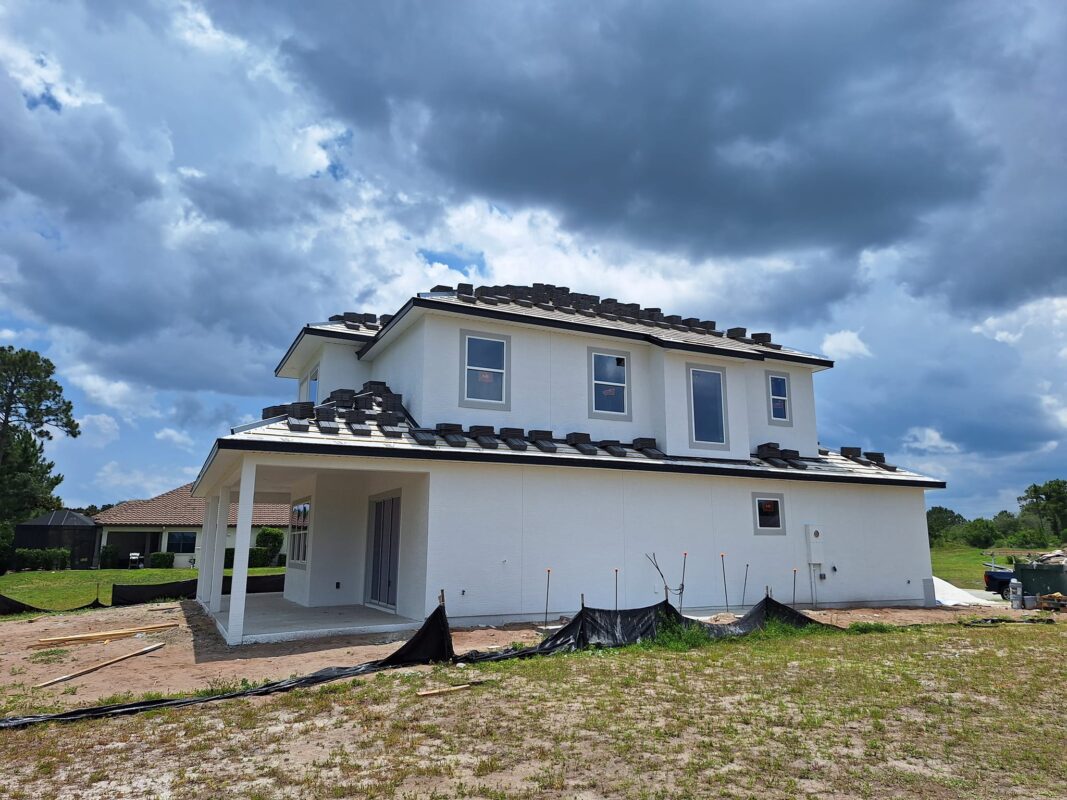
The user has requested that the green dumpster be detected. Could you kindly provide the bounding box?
[1016,563,1067,596]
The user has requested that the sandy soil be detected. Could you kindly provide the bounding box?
[0,600,1035,707]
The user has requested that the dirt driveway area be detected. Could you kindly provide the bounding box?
[1,600,1031,708]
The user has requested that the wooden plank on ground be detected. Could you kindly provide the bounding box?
[34,642,165,688]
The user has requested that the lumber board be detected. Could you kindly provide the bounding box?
[417,684,472,697]
[31,622,178,648]
[34,642,165,688]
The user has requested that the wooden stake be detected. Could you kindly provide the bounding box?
[417,684,472,697]
[34,642,164,688]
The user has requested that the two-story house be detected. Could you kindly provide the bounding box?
[192,283,943,644]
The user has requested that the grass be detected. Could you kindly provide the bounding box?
[929,544,1041,590]
[0,619,1064,798]
[0,567,285,609]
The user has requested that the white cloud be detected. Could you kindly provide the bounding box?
[78,413,119,448]
[60,363,160,419]
[820,329,872,361]
[95,461,199,499]
[902,426,961,454]
[154,427,195,451]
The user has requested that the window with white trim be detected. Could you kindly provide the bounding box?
[463,335,506,404]
[166,531,197,554]
[289,500,311,563]
[689,366,726,446]
[768,373,790,423]
[591,351,627,414]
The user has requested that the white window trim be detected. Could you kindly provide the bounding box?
[752,492,786,536]
[288,498,312,569]
[766,370,792,427]
[587,347,632,421]
[686,363,730,450]
[459,329,511,411]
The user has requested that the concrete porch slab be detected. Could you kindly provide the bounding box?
[211,592,420,644]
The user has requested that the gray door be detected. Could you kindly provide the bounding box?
[369,496,400,607]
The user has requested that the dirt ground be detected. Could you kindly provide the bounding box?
[0,600,1032,707]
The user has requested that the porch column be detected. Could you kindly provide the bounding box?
[225,458,256,645]
[209,490,229,612]
[197,494,220,605]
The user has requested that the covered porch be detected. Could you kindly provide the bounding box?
[210,593,419,644]
[193,452,432,645]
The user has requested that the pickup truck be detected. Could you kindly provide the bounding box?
[983,567,1014,600]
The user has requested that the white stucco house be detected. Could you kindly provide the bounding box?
[193,283,944,644]
[95,483,289,569]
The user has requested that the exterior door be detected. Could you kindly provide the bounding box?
[369,496,400,608]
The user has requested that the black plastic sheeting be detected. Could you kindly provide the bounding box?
[457,596,825,662]
[0,605,455,730]
[0,594,106,616]
[222,572,285,595]
[110,579,198,606]
[0,597,821,730]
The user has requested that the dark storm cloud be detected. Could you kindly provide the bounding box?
[207,2,992,258]
[0,69,160,221]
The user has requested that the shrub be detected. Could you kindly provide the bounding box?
[0,522,13,575]
[248,547,273,568]
[276,554,286,568]
[99,544,121,569]
[148,551,175,568]
[14,547,69,570]
[256,527,285,561]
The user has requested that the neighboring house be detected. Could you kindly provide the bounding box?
[14,510,101,569]
[95,483,289,568]
[193,283,945,645]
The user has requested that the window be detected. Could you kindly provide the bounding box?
[752,493,786,535]
[588,347,631,420]
[166,531,197,554]
[289,500,311,564]
[767,372,791,425]
[460,330,510,409]
[688,365,728,449]
[307,366,319,404]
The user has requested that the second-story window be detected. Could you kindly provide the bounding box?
[767,372,791,425]
[688,365,728,449]
[463,333,507,405]
[308,366,319,405]
[591,351,628,415]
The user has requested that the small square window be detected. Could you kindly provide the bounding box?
[752,493,786,535]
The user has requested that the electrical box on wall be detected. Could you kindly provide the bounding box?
[804,524,825,565]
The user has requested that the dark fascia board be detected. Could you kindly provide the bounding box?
[275,326,375,377]
[357,296,834,369]
[216,438,945,489]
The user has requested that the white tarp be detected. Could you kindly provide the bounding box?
[933,576,996,606]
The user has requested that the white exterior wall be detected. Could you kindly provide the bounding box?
[423,461,932,621]
[369,317,427,421]
[281,468,430,619]
[743,363,819,456]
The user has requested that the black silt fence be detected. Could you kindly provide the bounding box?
[0,597,824,730]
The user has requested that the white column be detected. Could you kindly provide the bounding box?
[198,495,220,605]
[225,458,256,645]
[209,490,229,612]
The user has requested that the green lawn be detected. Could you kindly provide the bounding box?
[0,567,285,609]
[930,544,1040,590]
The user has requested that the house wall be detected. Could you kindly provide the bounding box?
[282,469,430,619]
[422,461,932,621]
[363,311,820,458]
[102,525,284,569]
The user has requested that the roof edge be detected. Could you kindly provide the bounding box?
[215,437,946,489]
[274,325,376,377]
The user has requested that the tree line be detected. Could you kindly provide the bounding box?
[927,479,1067,550]
[0,346,79,572]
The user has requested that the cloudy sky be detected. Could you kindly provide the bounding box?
[1,1,1064,517]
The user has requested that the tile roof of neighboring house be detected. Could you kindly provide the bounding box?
[18,509,98,527]
[229,382,945,490]
[94,483,290,527]
[296,284,834,370]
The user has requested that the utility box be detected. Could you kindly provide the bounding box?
[804,525,825,566]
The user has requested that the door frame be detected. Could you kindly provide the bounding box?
[364,489,402,612]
